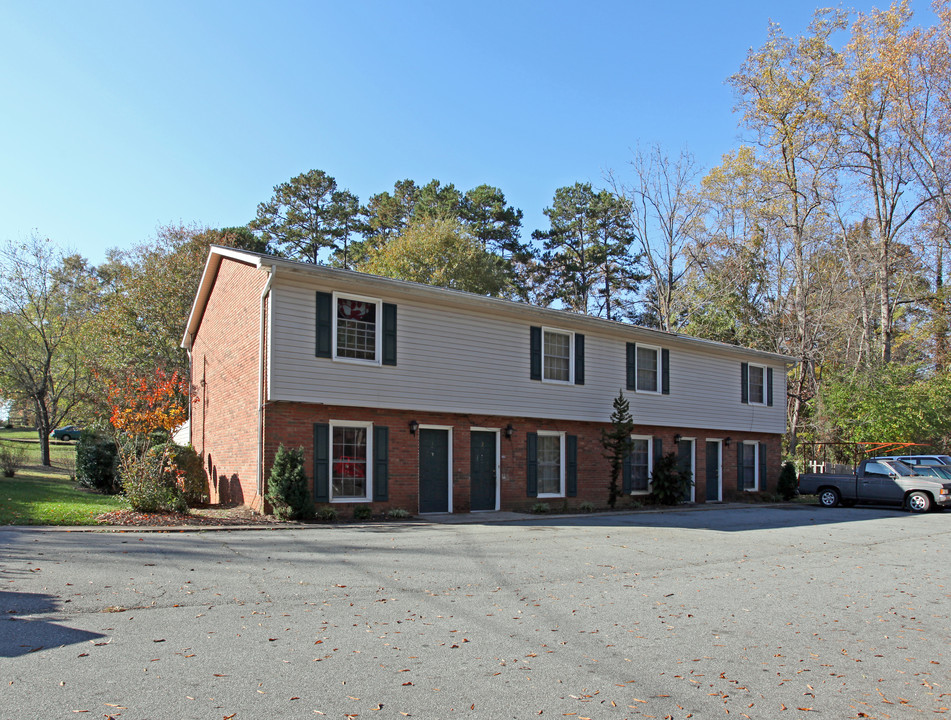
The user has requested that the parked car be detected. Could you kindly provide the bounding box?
[798,457,951,512]
[870,457,951,480]
[890,454,951,466]
[50,425,81,441]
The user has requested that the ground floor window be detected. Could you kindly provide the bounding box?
[630,436,652,492]
[331,422,372,501]
[537,431,564,496]
[741,441,758,491]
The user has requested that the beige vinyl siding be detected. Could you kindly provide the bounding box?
[267,276,786,433]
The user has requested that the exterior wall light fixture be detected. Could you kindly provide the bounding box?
[505,424,515,439]
[409,420,419,435]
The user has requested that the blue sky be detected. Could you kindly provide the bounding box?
[0,1,937,265]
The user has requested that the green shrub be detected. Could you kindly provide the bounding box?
[777,460,798,501]
[265,445,313,520]
[316,506,339,521]
[579,501,596,513]
[171,445,207,506]
[76,429,120,493]
[531,502,550,514]
[386,507,410,519]
[121,443,187,513]
[649,452,694,505]
[352,505,373,520]
[0,443,27,477]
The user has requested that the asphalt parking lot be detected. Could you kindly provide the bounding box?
[1,505,948,719]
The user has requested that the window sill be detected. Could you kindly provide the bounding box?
[332,356,382,367]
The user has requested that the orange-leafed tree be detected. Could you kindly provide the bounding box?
[104,369,194,512]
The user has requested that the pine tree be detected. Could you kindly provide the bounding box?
[601,390,634,508]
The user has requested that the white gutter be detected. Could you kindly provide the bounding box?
[256,265,277,502]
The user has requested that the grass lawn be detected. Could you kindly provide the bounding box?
[0,428,127,525]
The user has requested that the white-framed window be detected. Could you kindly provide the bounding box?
[543,328,573,383]
[635,344,661,393]
[334,293,381,363]
[747,364,766,405]
[741,441,758,491]
[630,435,653,493]
[330,420,373,501]
[537,430,565,497]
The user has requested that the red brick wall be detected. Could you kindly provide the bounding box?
[262,401,783,514]
[190,258,268,510]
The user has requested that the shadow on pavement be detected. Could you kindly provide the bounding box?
[0,590,105,658]
[496,504,934,532]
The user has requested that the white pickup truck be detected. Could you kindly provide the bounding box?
[797,458,951,512]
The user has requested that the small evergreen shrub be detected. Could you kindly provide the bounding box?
[649,452,694,505]
[265,445,313,520]
[352,505,373,520]
[386,508,410,519]
[76,429,120,493]
[531,502,550,514]
[777,460,798,501]
[579,501,596,513]
[316,506,339,521]
[0,443,26,477]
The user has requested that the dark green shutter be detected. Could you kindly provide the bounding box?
[652,437,663,477]
[626,343,636,390]
[566,435,578,496]
[662,348,670,395]
[530,327,542,380]
[526,432,538,497]
[741,362,749,404]
[316,292,332,358]
[373,426,389,501]
[622,450,633,493]
[314,423,330,501]
[736,442,745,491]
[574,334,585,385]
[766,368,773,407]
[758,441,767,492]
[382,303,397,366]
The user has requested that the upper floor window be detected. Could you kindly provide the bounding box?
[636,345,659,392]
[748,364,765,405]
[543,329,572,382]
[336,295,379,362]
[741,362,772,406]
[626,342,669,394]
[530,326,584,385]
[316,291,397,365]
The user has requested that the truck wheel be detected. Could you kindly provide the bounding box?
[907,491,931,513]
[818,488,840,508]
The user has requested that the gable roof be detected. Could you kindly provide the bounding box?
[183,245,795,365]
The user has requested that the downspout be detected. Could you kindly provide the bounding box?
[257,266,277,505]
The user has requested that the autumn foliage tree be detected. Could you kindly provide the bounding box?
[104,370,193,512]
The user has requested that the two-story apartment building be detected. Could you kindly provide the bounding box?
[182,246,792,514]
